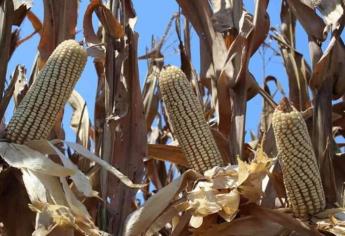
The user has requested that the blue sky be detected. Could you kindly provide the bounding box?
[6,1,317,143]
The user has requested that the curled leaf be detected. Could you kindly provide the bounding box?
[0,142,75,176]
[83,0,125,44]
[26,11,42,34]
[63,141,146,188]
[68,90,90,148]
[124,170,200,236]
[48,142,98,198]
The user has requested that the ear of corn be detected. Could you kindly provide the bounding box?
[272,98,325,218]
[159,66,224,173]
[6,40,87,144]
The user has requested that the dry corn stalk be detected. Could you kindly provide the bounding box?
[159,66,224,173]
[272,98,325,218]
[6,40,87,144]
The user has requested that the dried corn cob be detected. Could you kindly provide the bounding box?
[159,66,224,173]
[6,40,87,144]
[272,98,325,218]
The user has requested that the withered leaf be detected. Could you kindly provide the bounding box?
[12,1,30,26]
[287,0,326,42]
[147,144,188,167]
[123,170,200,236]
[26,11,42,34]
[83,0,124,44]
[68,90,90,148]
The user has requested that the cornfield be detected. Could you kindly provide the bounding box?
[1,0,345,235]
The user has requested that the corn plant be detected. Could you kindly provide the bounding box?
[0,0,345,235]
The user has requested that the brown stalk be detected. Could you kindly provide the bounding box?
[0,0,14,99]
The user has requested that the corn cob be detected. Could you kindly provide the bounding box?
[159,66,224,173]
[6,40,87,144]
[272,98,325,218]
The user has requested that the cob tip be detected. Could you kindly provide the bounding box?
[160,65,185,82]
[276,97,293,113]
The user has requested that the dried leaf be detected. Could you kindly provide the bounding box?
[48,142,98,198]
[60,177,90,217]
[237,148,272,202]
[274,32,311,110]
[12,64,28,107]
[68,90,90,148]
[176,0,227,75]
[147,144,188,167]
[309,37,335,91]
[142,65,160,130]
[210,0,243,33]
[258,77,277,137]
[188,188,223,216]
[218,32,247,137]
[96,3,125,39]
[12,0,30,26]
[86,42,106,60]
[176,15,193,80]
[309,38,323,68]
[123,170,200,236]
[21,169,48,203]
[0,142,75,176]
[0,65,24,120]
[0,140,107,235]
[187,185,240,222]
[262,163,286,208]
[63,141,146,188]
[83,1,101,44]
[247,0,269,56]
[33,172,67,206]
[146,206,180,235]
[243,204,319,235]
[207,166,238,187]
[287,0,326,42]
[280,0,296,47]
[30,201,110,236]
[93,60,106,154]
[83,0,124,44]
[175,151,271,227]
[330,39,345,98]
[26,10,42,33]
